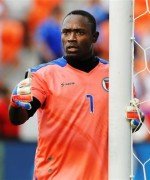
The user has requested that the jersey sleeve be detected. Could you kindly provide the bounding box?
[31,72,48,106]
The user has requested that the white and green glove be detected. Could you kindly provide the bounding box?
[126,98,145,132]
[10,78,32,110]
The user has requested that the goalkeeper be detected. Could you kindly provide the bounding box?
[9,10,144,180]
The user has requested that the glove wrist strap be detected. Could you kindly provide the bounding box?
[10,98,19,108]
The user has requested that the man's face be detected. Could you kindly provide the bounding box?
[61,14,96,60]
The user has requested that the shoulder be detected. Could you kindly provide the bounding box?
[96,57,109,73]
[96,57,109,69]
[97,57,109,65]
[27,57,67,74]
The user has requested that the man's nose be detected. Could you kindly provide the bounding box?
[68,32,76,41]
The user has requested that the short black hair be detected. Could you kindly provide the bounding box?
[64,10,96,33]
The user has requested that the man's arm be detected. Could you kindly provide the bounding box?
[9,76,41,125]
[9,106,29,125]
[9,97,41,125]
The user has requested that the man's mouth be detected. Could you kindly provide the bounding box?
[67,46,79,53]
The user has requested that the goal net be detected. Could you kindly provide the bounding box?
[132,0,150,179]
[109,0,150,179]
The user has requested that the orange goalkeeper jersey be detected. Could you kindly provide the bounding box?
[30,57,109,180]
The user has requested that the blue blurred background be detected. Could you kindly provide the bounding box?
[0,141,150,180]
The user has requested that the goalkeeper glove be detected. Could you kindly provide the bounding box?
[10,78,32,110]
[126,98,144,132]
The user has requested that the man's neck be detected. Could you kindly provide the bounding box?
[65,55,99,73]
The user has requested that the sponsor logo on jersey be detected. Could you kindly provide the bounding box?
[102,77,109,92]
[61,82,75,87]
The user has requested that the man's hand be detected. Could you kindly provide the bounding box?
[10,78,32,110]
[126,98,145,132]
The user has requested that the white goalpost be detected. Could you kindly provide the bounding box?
[109,0,134,179]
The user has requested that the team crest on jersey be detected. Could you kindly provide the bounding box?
[102,77,109,92]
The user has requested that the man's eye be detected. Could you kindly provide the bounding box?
[76,31,84,35]
[62,31,69,35]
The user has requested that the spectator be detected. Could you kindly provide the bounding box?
[34,5,63,63]
[27,0,63,35]
[0,0,24,66]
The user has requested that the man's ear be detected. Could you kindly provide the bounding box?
[93,31,99,43]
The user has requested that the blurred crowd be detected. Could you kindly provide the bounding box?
[0,0,149,142]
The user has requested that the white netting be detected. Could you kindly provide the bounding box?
[132,0,150,179]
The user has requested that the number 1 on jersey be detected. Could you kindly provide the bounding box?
[86,94,94,113]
